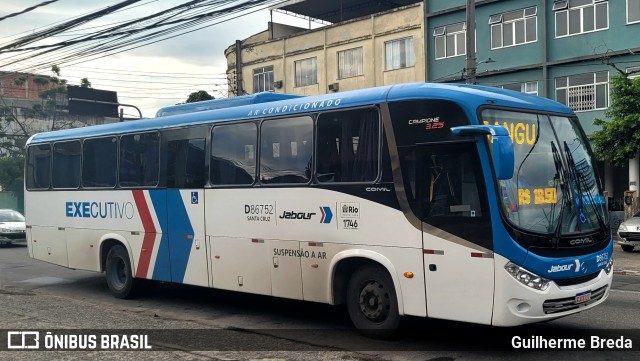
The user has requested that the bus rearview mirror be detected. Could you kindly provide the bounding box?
[451,125,514,180]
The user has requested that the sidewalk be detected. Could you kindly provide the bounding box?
[612,240,640,276]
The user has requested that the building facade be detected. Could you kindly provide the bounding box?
[226,0,640,203]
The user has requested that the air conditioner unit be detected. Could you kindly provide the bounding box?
[328,83,339,92]
[273,80,283,89]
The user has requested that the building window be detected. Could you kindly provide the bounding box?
[554,0,608,38]
[253,66,274,93]
[337,47,364,79]
[294,58,317,87]
[385,37,415,70]
[627,66,640,78]
[555,71,609,112]
[501,81,538,95]
[629,0,640,23]
[434,23,466,59]
[490,7,537,49]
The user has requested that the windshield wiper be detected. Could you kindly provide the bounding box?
[563,141,607,234]
[550,141,570,246]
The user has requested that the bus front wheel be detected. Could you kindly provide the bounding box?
[346,264,400,339]
[105,244,138,299]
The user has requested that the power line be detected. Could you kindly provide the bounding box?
[0,0,145,51]
[58,76,227,85]
[0,0,161,41]
[60,68,227,79]
[0,0,279,73]
[0,0,61,23]
[68,65,226,76]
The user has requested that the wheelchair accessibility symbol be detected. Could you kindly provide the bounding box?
[191,192,199,204]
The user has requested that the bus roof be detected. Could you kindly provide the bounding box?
[155,92,305,117]
[28,82,574,144]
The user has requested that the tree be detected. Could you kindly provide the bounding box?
[186,90,214,103]
[591,74,640,166]
[0,156,24,210]
[80,77,92,88]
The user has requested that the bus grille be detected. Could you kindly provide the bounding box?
[553,272,599,286]
[542,285,607,314]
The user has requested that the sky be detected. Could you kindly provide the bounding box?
[0,0,314,117]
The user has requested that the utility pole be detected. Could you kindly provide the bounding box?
[465,0,476,84]
[235,40,244,96]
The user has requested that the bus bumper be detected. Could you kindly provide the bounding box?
[492,254,613,326]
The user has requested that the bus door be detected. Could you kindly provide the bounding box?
[416,142,495,324]
[162,127,209,287]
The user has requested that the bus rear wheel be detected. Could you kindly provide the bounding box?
[346,264,400,339]
[105,244,139,299]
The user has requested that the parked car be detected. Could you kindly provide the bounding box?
[617,211,640,252]
[0,209,26,245]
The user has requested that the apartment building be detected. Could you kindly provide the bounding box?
[226,0,640,201]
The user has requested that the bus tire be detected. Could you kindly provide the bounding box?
[105,245,138,299]
[621,245,635,252]
[346,264,400,339]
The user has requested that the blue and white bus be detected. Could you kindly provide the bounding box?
[24,83,613,337]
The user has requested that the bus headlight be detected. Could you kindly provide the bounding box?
[618,224,627,231]
[605,258,613,275]
[505,262,551,291]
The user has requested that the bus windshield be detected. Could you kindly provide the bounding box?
[482,109,608,237]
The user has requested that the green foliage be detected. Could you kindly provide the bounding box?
[33,76,50,86]
[51,65,60,77]
[0,156,24,197]
[14,76,26,86]
[80,77,92,88]
[38,86,66,100]
[592,75,640,166]
[186,90,214,103]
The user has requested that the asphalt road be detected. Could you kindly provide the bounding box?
[1,244,640,360]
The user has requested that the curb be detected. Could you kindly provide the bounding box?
[613,269,640,276]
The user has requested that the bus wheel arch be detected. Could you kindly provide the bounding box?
[98,235,132,272]
[330,253,404,338]
[99,236,141,299]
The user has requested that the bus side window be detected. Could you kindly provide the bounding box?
[425,149,482,218]
[316,107,379,183]
[82,137,117,188]
[52,140,81,189]
[211,122,257,186]
[260,116,313,184]
[119,132,160,188]
[419,143,492,248]
[26,144,52,190]
[167,138,205,188]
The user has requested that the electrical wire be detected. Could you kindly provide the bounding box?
[0,0,61,23]
[1,0,282,74]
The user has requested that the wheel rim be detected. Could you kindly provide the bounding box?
[358,280,390,323]
[109,257,127,290]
